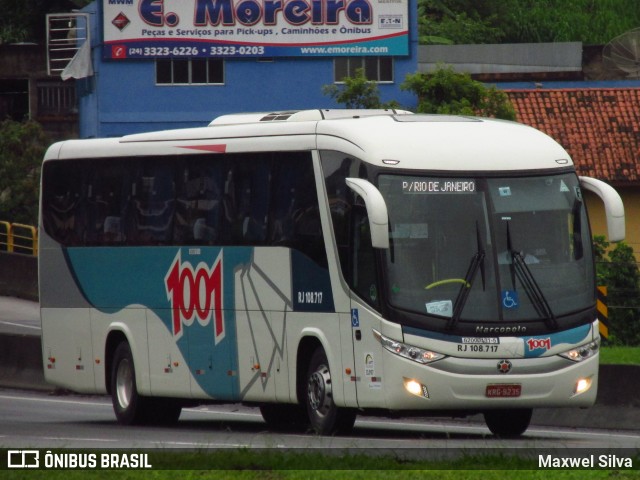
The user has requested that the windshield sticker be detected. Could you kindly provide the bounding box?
[392,223,429,239]
[560,180,570,192]
[369,284,378,303]
[401,179,476,194]
[502,290,519,309]
[498,186,512,197]
[426,300,453,317]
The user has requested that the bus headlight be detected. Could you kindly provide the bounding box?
[559,338,600,362]
[373,329,445,365]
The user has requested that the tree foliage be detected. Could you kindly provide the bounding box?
[322,68,383,109]
[322,68,399,109]
[322,65,515,120]
[418,0,505,45]
[401,65,516,120]
[0,0,91,44]
[418,0,640,45]
[0,119,49,225]
[593,236,640,346]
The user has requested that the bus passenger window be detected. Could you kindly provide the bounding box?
[221,157,269,245]
[270,153,326,267]
[42,161,84,246]
[127,160,175,245]
[175,160,222,245]
[85,162,126,245]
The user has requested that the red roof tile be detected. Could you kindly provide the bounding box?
[506,88,640,184]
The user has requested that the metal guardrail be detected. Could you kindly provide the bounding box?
[0,222,38,256]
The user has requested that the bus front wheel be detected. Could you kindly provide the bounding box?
[483,408,532,437]
[305,347,356,435]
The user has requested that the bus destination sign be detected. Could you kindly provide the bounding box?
[401,179,476,194]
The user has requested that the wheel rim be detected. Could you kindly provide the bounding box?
[308,364,332,417]
[115,358,133,410]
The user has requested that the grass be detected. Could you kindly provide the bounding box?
[4,471,640,480]
[599,346,640,365]
[2,451,640,479]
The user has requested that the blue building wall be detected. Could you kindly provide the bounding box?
[79,1,419,138]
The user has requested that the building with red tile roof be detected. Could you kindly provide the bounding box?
[506,88,640,185]
[505,87,640,250]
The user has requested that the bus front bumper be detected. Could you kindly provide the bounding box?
[378,351,599,411]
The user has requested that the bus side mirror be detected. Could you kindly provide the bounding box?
[579,176,625,242]
[345,178,389,249]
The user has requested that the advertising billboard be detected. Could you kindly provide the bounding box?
[103,0,409,59]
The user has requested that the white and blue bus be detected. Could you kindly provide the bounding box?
[39,109,625,436]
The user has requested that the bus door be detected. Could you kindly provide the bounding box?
[348,205,386,408]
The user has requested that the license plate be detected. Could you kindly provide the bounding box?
[486,384,522,398]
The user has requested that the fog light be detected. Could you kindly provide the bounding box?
[573,376,593,396]
[403,378,429,398]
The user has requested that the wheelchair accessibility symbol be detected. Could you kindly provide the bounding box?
[351,308,360,327]
[502,290,519,309]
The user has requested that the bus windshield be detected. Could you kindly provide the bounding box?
[377,173,594,325]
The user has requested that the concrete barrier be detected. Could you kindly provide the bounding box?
[530,364,640,430]
[0,333,48,391]
[0,252,38,301]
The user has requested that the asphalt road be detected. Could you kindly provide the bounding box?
[1,388,639,456]
[0,297,40,335]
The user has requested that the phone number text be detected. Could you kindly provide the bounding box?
[135,46,265,57]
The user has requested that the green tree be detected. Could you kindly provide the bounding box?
[605,242,640,346]
[593,236,640,346]
[401,65,516,120]
[0,119,49,225]
[418,0,640,45]
[593,235,610,285]
[0,0,91,44]
[418,0,505,45]
[322,68,399,109]
[497,0,640,45]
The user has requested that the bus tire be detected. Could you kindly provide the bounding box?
[305,347,356,435]
[111,341,147,425]
[483,408,532,437]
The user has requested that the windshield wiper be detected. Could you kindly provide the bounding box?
[447,222,485,330]
[506,223,559,330]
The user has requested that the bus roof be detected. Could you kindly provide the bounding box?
[45,110,573,172]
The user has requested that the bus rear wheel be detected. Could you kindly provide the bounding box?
[483,408,532,437]
[111,341,182,426]
[305,347,356,435]
[111,341,146,425]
